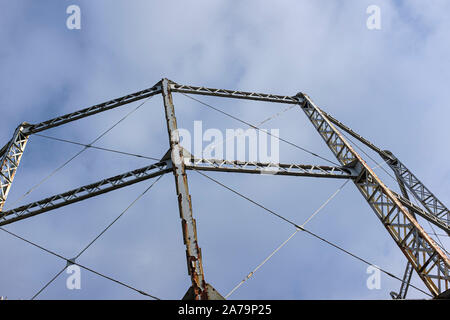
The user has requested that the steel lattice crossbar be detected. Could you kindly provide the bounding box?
[0,161,172,226]
[0,78,449,299]
[185,157,356,179]
[170,82,299,104]
[23,84,163,134]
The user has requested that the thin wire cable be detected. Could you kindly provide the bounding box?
[301,179,350,227]
[7,96,153,210]
[425,233,449,237]
[195,170,433,298]
[29,174,165,299]
[203,104,296,155]
[225,179,350,298]
[0,226,160,299]
[226,229,299,299]
[34,133,160,161]
[31,267,66,300]
[181,93,340,166]
[75,174,164,259]
[426,220,449,256]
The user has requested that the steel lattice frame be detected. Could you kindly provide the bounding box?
[0,78,448,299]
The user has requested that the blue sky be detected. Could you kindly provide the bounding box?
[0,0,449,299]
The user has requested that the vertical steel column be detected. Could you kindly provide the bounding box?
[0,124,29,211]
[161,78,207,299]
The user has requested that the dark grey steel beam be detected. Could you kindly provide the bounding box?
[23,82,162,134]
[185,158,357,179]
[0,161,171,226]
[171,81,298,104]
[320,109,388,157]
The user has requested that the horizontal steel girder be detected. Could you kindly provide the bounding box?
[184,158,357,179]
[170,81,299,104]
[0,125,29,211]
[0,161,171,226]
[0,156,355,227]
[23,83,162,134]
[297,93,450,297]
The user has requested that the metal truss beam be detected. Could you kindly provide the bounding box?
[0,157,359,227]
[20,80,299,137]
[0,161,171,226]
[23,82,162,134]
[185,158,357,179]
[392,190,450,234]
[0,124,29,212]
[382,152,450,233]
[321,109,387,156]
[297,93,450,297]
[320,110,450,235]
[170,81,299,104]
[391,177,415,299]
[391,261,415,300]
[2,80,448,299]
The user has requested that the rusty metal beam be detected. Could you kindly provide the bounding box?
[161,78,211,300]
[0,161,171,226]
[0,124,29,212]
[297,93,450,297]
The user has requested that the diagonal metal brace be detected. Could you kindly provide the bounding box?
[320,110,450,235]
[0,123,29,212]
[185,157,357,179]
[296,92,450,297]
[0,161,171,226]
